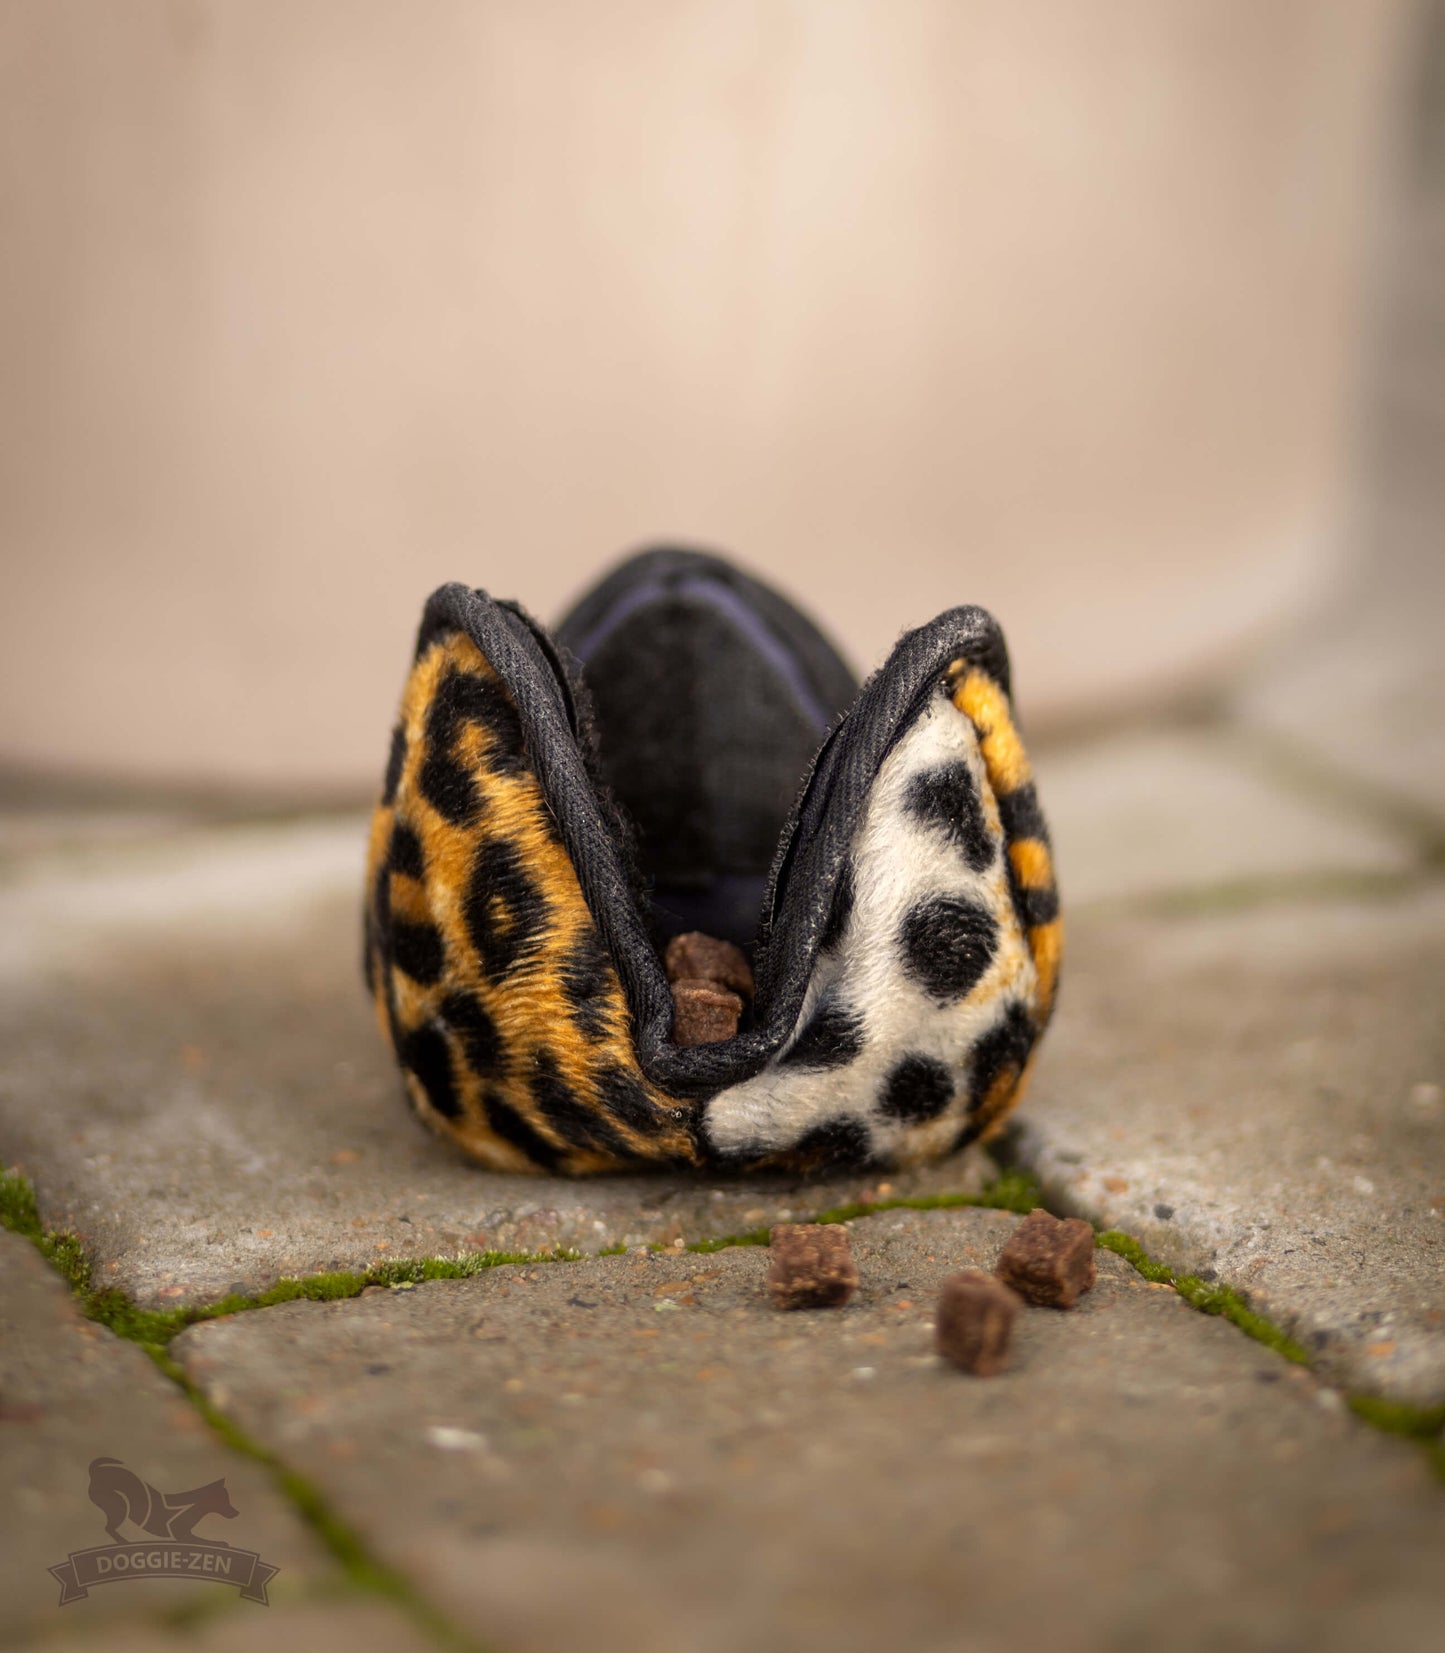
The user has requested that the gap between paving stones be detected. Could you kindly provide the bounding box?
[0,1168,494,1653]
[1090,865,1438,922]
[6,1161,1441,1488]
[1226,723,1445,869]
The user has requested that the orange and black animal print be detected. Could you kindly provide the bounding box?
[364,628,700,1173]
[947,660,1061,1133]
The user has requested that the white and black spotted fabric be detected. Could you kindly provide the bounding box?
[703,686,1037,1167]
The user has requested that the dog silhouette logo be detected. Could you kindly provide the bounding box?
[48,1458,277,1606]
[87,1458,240,1544]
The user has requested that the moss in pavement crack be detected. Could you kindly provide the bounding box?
[3,1161,585,1348]
[1131,867,1432,920]
[1346,1396,1445,1480]
[2,1166,493,1652]
[683,1166,1044,1254]
[148,1344,494,1653]
[1095,1228,1445,1484]
[4,1159,1042,1333]
[10,1162,1440,1486]
[1095,1229,1311,1363]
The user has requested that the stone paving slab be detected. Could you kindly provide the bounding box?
[0,1231,339,1647]
[0,839,991,1310]
[1031,727,1419,909]
[10,1600,440,1653]
[1015,888,1445,1405]
[170,1205,1445,1653]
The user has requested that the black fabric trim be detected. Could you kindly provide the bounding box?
[412,581,1011,1101]
[555,544,859,732]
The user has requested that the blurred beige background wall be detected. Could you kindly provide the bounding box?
[0,0,1416,794]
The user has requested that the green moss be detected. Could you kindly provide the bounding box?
[1,1165,595,1350]
[0,1164,41,1233]
[681,1168,1043,1254]
[0,1166,93,1294]
[1346,1395,1445,1443]
[1,1166,491,1649]
[688,1227,772,1255]
[1345,1396,1445,1482]
[1136,868,1426,920]
[806,1166,1043,1229]
[97,1248,590,1349]
[1095,1230,1311,1364]
[149,1348,494,1651]
[1098,1228,1445,1484]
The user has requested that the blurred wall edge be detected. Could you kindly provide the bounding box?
[0,0,1419,795]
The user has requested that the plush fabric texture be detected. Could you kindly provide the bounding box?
[701,661,1058,1171]
[364,628,698,1174]
[364,549,1061,1176]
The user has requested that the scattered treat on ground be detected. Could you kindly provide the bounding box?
[768,1223,860,1310]
[994,1208,1098,1309]
[935,1269,1021,1375]
[664,931,755,1000]
[670,978,745,1046]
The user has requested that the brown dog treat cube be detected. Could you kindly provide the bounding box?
[994,1208,1098,1309]
[935,1270,1021,1375]
[664,931,755,999]
[670,978,744,1047]
[768,1223,859,1309]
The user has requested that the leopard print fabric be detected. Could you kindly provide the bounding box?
[365,632,1059,1175]
[364,630,699,1174]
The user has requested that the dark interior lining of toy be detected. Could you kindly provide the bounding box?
[554,553,856,957]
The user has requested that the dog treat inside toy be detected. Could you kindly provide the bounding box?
[364,546,1060,1175]
[670,978,745,1047]
[664,931,755,1000]
[935,1269,1021,1375]
[994,1208,1098,1309]
[768,1223,859,1310]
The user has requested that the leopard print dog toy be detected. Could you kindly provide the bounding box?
[364,548,1060,1175]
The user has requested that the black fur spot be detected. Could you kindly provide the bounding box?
[382,723,407,805]
[1012,879,1059,930]
[559,931,615,1040]
[906,762,995,872]
[995,783,1048,846]
[390,919,445,985]
[967,1002,1035,1113]
[878,1054,956,1123]
[779,993,866,1069]
[373,860,392,935]
[418,743,478,827]
[440,991,505,1079]
[530,1049,631,1157]
[452,670,527,775]
[482,1088,563,1171]
[820,857,855,952]
[789,1116,875,1171]
[463,839,549,983]
[594,1063,662,1133]
[899,897,999,1002]
[400,1024,461,1118]
[388,820,425,880]
[418,668,521,825]
[361,910,376,994]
